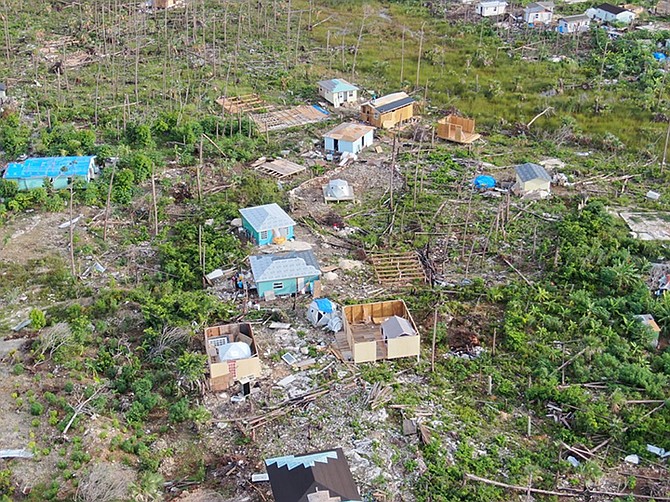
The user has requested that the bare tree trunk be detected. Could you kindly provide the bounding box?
[416,22,425,90]
[103,167,115,242]
[69,183,76,277]
[350,10,368,81]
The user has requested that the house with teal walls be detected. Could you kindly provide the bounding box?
[249,250,321,299]
[239,203,296,246]
[3,156,96,190]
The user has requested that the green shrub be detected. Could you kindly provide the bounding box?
[30,402,44,416]
[30,309,47,330]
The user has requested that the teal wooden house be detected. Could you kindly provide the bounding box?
[249,250,321,300]
[239,203,296,246]
[3,156,96,190]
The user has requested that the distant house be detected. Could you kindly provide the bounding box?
[360,92,416,129]
[239,203,296,246]
[341,299,420,363]
[0,83,6,100]
[476,0,508,16]
[317,78,359,108]
[2,156,97,190]
[515,163,552,195]
[635,314,660,349]
[323,179,355,202]
[204,323,261,392]
[557,14,591,33]
[323,123,375,155]
[524,1,555,24]
[249,250,321,300]
[265,448,361,502]
[589,3,635,23]
[436,115,481,144]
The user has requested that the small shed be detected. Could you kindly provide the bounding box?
[323,122,375,154]
[436,115,480,144]
[557,14,591,33]
[323,179,355,202]
[249,250,321,299]
[317,78,359,108]
[381,315,417,341]
[360,92,416,129]
[239,203,296,246]
[524,1,554,24]
[3,156,97,190]
[307,298,342,332]
[476,0,508,16]
[515,163,551,195]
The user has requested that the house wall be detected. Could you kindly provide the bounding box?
[352,341,377,363]
[360,104,414,129]
[524,10,552,23]
[257,274,320,298]
[518,177,551,193]
[387,336,420,359]
[437,116,475,141]
[478,3,506,16]
[319,88,358,108]
[242,217,294,245]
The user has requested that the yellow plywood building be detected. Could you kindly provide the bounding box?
[204,323,261,391]
[342,300,420,363]
[360,92,416,129]
[436,115,481,144]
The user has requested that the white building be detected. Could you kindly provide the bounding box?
[588,3,636,23]
[317,78,359,108]
[476,0,508,16]
[524,1,555,24]
[323,123,375,154]
[557,14,591,33]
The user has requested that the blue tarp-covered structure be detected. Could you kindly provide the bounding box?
[473,175,496,189]
[3,156,96,190]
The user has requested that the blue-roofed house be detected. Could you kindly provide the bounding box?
[239,203,296,246]
[249,250,321,299]
[317,78,360,108]
[3,156,97,190]
[265,448,361,502]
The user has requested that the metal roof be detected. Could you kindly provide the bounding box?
[250,250,321,283]
[239,203,296,232]
[318,78,359,93]
[560,13,590,21]
[596,2,627,14]
[3,156,96,180]
[370,94,416,114]
[515,163,551,183]
[381,315,417,339]
[324,179,354,199]
[323,122,375,142]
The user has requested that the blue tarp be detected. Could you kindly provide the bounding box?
[314,298,334,313]
[653,52,667,61]
[473,175,496,189]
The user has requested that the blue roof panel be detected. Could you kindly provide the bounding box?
[4,156,95,180]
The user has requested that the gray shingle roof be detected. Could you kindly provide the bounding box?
[239,203,296,232]
[250,250,321,283]
[381,315,417,339]
[515,163,551,183]
[596,3,626,14]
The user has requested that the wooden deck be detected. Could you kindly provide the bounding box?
[250,105,329,132]
[369,252,427,286]
[216,94,272,114]
[254,158,306,179]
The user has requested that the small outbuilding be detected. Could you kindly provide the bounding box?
[557,14,591,33]
[360,92,416,129]
[3,156,97,190]
[515,163,552,195]
[204,323,261,392]
[524,1,554,24]
[588,3,635,23]
[239,203,296,246]
[323,179,355,202]
[317,78,359,108]
[436,115,480,144]
[249,250,321,300]
[381,315,417,341]
[323,122,375,154]
[476,0,508,16]
[264,448,361,502]
[307,298,342,332]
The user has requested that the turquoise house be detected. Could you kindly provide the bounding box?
[239,203,296,246]
[249,250,321,299]
[3,156,96,190]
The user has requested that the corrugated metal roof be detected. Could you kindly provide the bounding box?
[318,78,359,93]
[250,250,321,283]
[371,94,415,114]
[596,2,626,14]
[3,156,95,180]
[239,203,296,232]
[325,179,353,199]
[515,163,551,183]
[381,315,417,339]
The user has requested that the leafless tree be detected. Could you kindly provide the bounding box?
[76,462,135,502]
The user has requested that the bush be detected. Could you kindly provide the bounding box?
[30,401,45,416]
[30,309,47,330]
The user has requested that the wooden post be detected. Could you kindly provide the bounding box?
[197,135,203,201]
[431,308,438,372]
[69,181,75,277]
[103,166,115,242]
[151,166,158,237]
[526,415,532,437]
[492,327,497,357]
[487,375,492,395]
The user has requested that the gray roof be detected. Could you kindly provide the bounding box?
[239,203,296,232]
[250,250,321,283]
[515,163,551,183]
[596,2,626,14]
[325,179,353,199]
[381,316,417,339]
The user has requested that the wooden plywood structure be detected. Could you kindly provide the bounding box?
[360,92,416,129]
[342,300,420,363]
[250,105,329,133]
[369,252,427,286]
[204,323,261,392]
[216,94,272,115]
[254,158,306,179]
[436,115,481,144]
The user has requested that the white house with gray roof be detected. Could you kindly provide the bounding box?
[239,203,296,246]
[317,78,360,108]
[515,163,552,195]
[249,250,321,299]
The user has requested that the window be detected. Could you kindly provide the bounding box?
[273,282,283,290]
[259,230,269,241]
[374,112,380,120]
